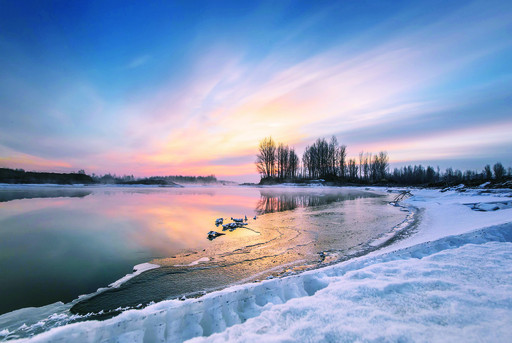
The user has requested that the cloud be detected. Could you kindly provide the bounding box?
[116,0,511,171]
[1,0,511,179]
[0,145,72,171]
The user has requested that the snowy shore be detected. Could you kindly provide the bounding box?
[5,188,512,342]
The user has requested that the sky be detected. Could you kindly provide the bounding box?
[0,0,511,183]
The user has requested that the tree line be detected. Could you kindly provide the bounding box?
[0,168,94,184]
[0,167,220,185]
[390,162,510,185]
[255,136,511,186]
[90,173,219,184]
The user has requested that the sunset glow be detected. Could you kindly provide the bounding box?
[1,0,511,182]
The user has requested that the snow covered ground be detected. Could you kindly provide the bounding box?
[4,188,512,342]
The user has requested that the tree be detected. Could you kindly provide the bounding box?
[484,164,492,179]
[363,153,370,181]
[277,143,289,179]
[328,136,339,177]
[493,162,505,180]
[375,151,389,180]
[255,137,276,178]
[338,145,347,179]
[426,166,436,183]
[359,151,364,180]
[348,158,358,179]
[289,148,299,179]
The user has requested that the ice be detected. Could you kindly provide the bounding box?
[468,201,512,212]
[479,181,491,188]
[108,263,160,288]
[476,203,500,211]
[186,257,210,266]
[6,188,512,343]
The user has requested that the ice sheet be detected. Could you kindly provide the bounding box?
[6,188,512,343]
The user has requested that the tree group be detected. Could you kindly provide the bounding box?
[256,136,389,182]
[255,136,511,186]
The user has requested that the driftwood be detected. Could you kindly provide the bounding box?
[390,190,411,206]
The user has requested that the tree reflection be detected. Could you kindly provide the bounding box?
[0,189,92,202]
[255,190,373,214]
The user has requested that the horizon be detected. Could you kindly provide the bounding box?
[1,1,511,183]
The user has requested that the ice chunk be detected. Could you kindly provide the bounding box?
[109,263,160,288]
[476,203,500,211]
[189,257,210,266]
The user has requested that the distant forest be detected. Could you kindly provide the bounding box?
[255,136,512,187]
[0,168,95,185]
[90,173,219,185]
[0,168,221,185]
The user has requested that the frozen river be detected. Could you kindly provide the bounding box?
[0,185,407,338]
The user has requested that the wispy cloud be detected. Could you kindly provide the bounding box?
[0,0,511,180]
[109,0,512,178]
[126,55,151,69]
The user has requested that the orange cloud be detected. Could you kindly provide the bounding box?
[0,147,72,171]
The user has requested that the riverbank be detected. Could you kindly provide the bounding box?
[5,187,511,342]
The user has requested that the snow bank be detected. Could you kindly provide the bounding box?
[10,188,512,343]
[192,240,512,343]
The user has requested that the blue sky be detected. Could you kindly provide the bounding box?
[0,0,511,182]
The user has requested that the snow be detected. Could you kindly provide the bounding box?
[6,188,512,343]
[108,263,160,288]
[479,181,491,188]
[191,241,512,343]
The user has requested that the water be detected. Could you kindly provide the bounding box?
[0,185,407,337]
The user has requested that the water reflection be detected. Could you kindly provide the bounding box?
[0,188,91,202]
[70,188,406,320]
[0,186,261,315]
[0,186,403,321]
[256,189,378,214]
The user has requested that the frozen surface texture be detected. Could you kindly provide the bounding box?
[8,188,512,342]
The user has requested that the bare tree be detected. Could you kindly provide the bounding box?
[376,151,389,180]
[255,137,276,178]
[359,151,364,180]
[277,143,290,179]
[289,148,299,179]
[363,152,371,181]
[329,136,339,177]
[484,165,492,179]
[348,158,358,179]
[338,145,347,179]
[493,162,505,180]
